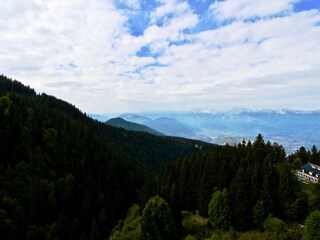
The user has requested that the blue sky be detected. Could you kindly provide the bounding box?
[1,0,320,113]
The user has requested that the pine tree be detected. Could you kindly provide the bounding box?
[305,210,320,240]
[208,189,231,230]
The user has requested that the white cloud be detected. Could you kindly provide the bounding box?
[132,6,320,111]
[113,0,199,56]
[0,0,320,113]
[209,0,297,21]
[151,0,190,20]
[0,0,131,111]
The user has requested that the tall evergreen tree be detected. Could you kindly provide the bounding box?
[208,189,231,230]
[305,210,320,240]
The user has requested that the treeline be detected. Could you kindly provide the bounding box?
[0,75,209,239]
[288,145,320,167]
[158,135,309,231]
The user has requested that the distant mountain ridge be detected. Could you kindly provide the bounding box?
[105,117,164,136]
[120,113,197,139]
[90,109,320,153]
[120,113,150,123]
[194,108,320,115]
[89,113,109,122]
[150,111,320,153]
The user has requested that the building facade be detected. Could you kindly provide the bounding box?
[296,163,320,183]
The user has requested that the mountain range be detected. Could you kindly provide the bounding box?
[120,113,197,139]
[90,110,320,153]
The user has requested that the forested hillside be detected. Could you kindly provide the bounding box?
[155,136,320,239]
[105,117,164,136]
[110,134,320,239]
[158,136,307,229]
[0,75,210,239]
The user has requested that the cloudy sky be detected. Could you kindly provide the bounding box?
[1,0,320,113]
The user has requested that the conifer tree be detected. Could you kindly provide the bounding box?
[208,189,231,230]
[305,210,320,240]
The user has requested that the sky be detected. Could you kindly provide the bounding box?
[1,0,320,114]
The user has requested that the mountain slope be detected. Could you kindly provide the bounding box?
[121,113,197,138]
[0,75,144,239]
[0,75,213,239]
[105,117,164,136]
[88,113,109,122]
[148,117,196,138]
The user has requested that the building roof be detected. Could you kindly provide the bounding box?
[302,163,320,175]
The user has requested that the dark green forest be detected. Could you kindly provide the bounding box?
[1,75,320,239]
[0,75,210,239]
[158,137,314,228]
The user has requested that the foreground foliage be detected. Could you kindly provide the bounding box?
[109,196,175,240]
[208,189,231,230]
[304,210,320,240]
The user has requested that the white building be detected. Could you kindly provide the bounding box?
[296,163,320,183]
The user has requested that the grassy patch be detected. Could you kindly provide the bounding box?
[299,181,314,192]
[182,210,210,238]
[182,210,208,230]
[237,230,264,240]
